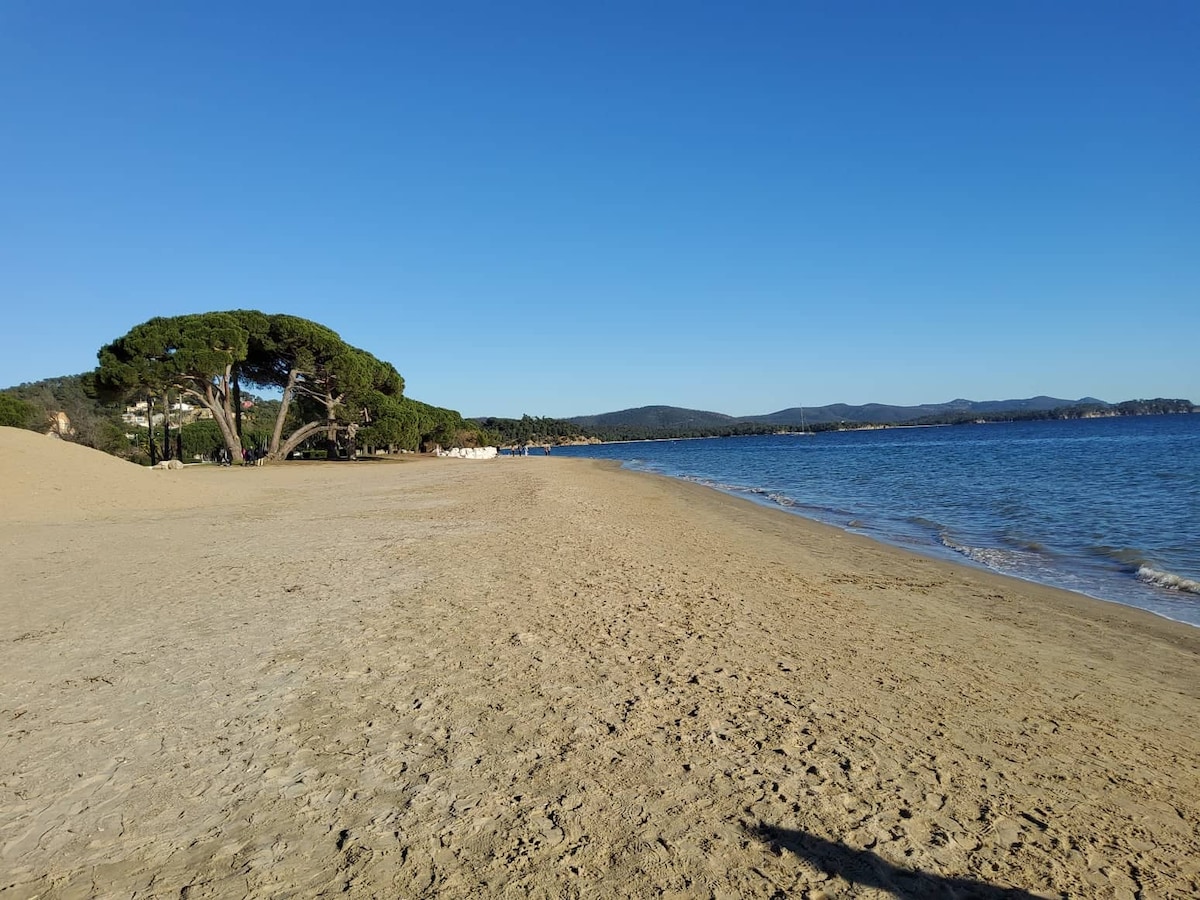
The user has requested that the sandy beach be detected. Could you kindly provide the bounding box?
[2,426,1198,899]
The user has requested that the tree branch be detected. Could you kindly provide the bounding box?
[275,420,330,460]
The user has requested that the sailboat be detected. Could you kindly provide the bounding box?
[788,405,815,436]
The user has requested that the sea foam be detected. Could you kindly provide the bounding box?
[1137,566,1200,595]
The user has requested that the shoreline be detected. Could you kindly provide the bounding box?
[707,472,1200,632]
[554,423,1200,630]
[3,430,1198,897]
[610,458,1200,653]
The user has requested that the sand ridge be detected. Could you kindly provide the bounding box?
[1,429,1198,898]
[0,427,231,522]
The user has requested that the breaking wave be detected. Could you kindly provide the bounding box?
[939,534,1027,572]
[1137,567,1200,595]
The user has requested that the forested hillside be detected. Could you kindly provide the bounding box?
[566,398,1195,434]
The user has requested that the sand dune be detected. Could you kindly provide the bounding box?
[0,427,221,522]
[1,430,1198,898]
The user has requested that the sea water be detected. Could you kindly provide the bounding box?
[554,415,1200,627]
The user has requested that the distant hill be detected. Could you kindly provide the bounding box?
[568,398,1099,429]
[569,405,739,430]
[747,396,1108,426]
[484,396,1194,444]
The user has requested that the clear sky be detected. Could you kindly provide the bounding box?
[2,1,1196,418]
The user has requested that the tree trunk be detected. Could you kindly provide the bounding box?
[232,370,243,440]
[276,421,327,460]
[324,422,339,460]
[322,392,340,459]
[267,369,298,460]
[161,390,171,461]
[147,395,157,466]
[182,376,242,464]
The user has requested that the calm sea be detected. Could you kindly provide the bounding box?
[554,415,1200,627]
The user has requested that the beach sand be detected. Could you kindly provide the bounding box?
[2,426,1198,898]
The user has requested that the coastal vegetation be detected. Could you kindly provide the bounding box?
[473,414,595,447]
[1,312,491,464]
[553,398,1195,442]
[91,311,412,463]
[474,397,1194,445]
[1,373,132,454]
[0,392,40,430]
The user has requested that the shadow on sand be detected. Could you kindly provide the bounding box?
[749,825,1053,899]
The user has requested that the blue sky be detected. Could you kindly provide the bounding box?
[2,1,1196,418]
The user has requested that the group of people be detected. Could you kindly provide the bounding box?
[507,444,552,457]
[214,447,267,467]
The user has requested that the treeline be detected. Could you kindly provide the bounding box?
[2,372,489,464]
[1,375,132,455]
[473,414,593,446]
[577,422,822,442]
[582,399,1194,440]
[7,354,1192,459]
[1,311,490,464]
[0,374,284,464]
[909,398,1195,426]
[475,399,1194,445]
[473,415,829,444]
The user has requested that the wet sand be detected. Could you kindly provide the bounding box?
[2,427,1198,898]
